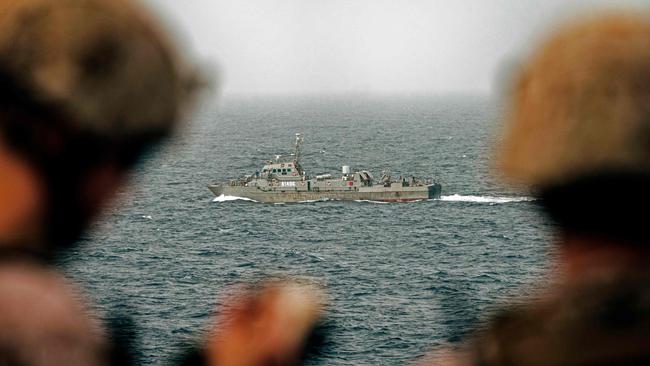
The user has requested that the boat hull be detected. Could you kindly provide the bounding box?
[208,183,441,203]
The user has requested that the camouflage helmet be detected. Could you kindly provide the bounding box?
[498,14,650,188]
[0,0,200,251]
[0,0,197,138]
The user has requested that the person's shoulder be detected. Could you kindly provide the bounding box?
[0,262,108,366]
[470,275,650,365]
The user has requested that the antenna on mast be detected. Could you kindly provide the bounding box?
[293,133,304,175]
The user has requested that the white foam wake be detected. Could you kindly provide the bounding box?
[296,198,333,203]
[438,194,534,204]
[212,194,257,203]
[354,199,391,204]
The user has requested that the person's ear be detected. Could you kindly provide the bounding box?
[0,142,45,247]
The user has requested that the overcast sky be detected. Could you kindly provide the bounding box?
[144,0,649,96]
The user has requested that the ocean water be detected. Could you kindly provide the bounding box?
[60,95,555,365]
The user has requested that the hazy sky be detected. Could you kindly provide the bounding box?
[145,0,649,96]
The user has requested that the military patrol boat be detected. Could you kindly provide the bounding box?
[208,134,442,203]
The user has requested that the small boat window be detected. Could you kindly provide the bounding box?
[272,169,277,173]
[287,168,292,172]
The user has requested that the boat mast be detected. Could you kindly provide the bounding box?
[293,133,304,175]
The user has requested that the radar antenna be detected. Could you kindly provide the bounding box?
[293,133,304,175]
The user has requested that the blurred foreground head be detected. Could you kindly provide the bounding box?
[499,13,650,245]
[0,0,198,252]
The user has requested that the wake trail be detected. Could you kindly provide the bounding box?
[438,194,535,204]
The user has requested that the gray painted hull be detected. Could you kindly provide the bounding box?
[208,183,442,203]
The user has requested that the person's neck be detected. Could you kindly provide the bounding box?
[559,234,649,283]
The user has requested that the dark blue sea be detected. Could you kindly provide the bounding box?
[60,95,556,365]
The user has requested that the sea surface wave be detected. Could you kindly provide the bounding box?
[60,96,554,365]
